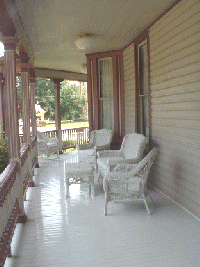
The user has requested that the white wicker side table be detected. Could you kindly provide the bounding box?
[65,162,94,197]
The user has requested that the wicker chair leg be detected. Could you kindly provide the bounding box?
[66,180,70,198]
[105,191,108,216]
[143,197,151,215]
[89,184,91,196]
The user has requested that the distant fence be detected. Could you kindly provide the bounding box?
[20,127,89,150]
[61,127,89,149]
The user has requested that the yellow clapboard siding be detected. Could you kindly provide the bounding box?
[150,0,198,40]
[151,49,200,78]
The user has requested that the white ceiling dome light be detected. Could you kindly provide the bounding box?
[80,63,87,74]
[75,34,93,50]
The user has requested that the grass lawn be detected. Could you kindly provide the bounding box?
[40,120,89,129]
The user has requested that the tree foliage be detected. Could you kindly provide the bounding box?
[16,77,87,121]
[0,133,9,174]
[60,81,86,120]
[35,78,55,119]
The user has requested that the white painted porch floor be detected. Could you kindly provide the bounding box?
[4,151,200,267]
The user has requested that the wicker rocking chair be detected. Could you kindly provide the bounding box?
[97,133,148,180]
[104,147,158,215]
[77,129,113,166]
[37,131,59,158]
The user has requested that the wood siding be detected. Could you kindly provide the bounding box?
[123,43,136,134]
[149,0,200,218]
[123,0,200,218]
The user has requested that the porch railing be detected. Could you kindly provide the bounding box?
[0,137,38,266]
[0,162,21,266]
[20,127,89,150]
[61,127,89,149]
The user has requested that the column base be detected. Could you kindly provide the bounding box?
[7,245,12,258]
[35,163,39,168]
[28,181,35,187]
[18,214,28,223]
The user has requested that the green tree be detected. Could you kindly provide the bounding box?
[60,81,86,120]
[35,78,55,120]
[16,76,23,118]
[16,78,86,121]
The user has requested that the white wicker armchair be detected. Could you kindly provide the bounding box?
[97,133,148,179]
[37,131,59,158]
[104,147,158,215]
[77,129,113,166]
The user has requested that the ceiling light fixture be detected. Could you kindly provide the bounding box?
[75,34,92,50]
[80,64,87,74]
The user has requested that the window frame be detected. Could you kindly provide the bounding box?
[134,31,151,142]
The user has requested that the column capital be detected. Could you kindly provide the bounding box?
[0,36,18,50]
[29,68,36,83]
[51,78,64,86]
[21,63,30,73]
[30,76,36,83]
[19,49,29,63]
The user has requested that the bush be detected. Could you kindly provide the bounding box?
[37,120,47,127]
[0,135,10,174]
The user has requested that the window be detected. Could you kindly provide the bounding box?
[98,58,114,130]
[86,51,125,143]
[136,40,149,137]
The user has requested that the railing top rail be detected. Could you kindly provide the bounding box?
[0,161,17,186]
[20,144,29,156]
[31,136,36,142]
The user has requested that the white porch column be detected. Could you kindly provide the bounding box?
[0,36,27,222]
[0,72,4,136]
[0,37,20,158]
[29,69,37,137]
[20,58,35,186]
[21,62,31,144]
[53,78,63,154]
[29,69,39,168]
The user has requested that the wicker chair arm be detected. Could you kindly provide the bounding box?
[47,137,58,143]
[105,171,135,181]
[77,143,94,150]
[95,144,110,151]
[37,139,47,145]
[108,158,139,166]
[114,163,138,172]
[97,150,123,158]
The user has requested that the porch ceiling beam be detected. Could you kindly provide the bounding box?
[35,68,87,82]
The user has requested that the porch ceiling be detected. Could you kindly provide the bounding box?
[4,0,175,77]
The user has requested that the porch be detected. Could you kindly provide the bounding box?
[4,151,200,267]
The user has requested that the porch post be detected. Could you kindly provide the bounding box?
[29,69,37,137]
[20,53,34,186]
[29,68,39,168]
[0,36,27,222]
[0,72,3,136]
[20,55,30,144]
[53,78,63,154]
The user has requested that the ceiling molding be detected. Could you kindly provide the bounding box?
[35,68,87,82]
[3,0,35,66]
